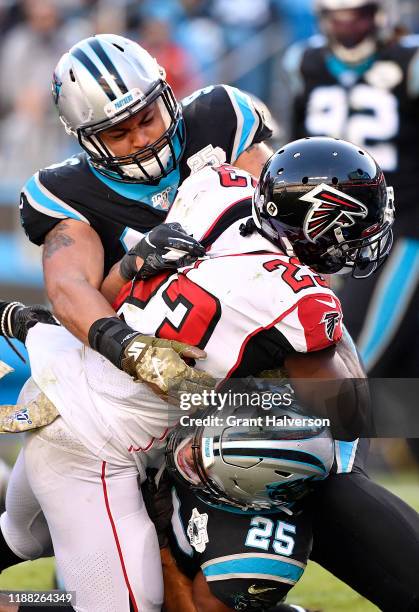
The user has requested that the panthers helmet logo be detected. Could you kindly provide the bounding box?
[300,184,368,244]
[52,72,62,104]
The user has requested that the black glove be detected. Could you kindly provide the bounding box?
[0,301,58,344]
[140,468,173,548]
[119,222,206,280]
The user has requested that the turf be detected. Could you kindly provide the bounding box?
[0,474,418,610]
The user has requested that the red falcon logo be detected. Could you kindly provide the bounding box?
[300,184,368,243]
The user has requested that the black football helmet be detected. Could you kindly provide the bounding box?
[252,137,394,277]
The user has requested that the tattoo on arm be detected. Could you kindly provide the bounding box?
[43,222,75,259]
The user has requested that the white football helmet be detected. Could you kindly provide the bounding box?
[52,34,185,182]
[315,0,388,63]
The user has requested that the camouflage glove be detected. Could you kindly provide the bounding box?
[0,392,59,433]
[88,317,215,398]
[121,334,216,398]
[119,222,205,281]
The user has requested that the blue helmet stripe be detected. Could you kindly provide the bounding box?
[88,39,128,95]
[335,439,359,473]
[72,47,116,101]
[231,87,258,159]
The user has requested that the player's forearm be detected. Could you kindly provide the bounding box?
[100,261,127,305]
[47,277,116,344]
[235,141,272,177]
[100,255,143,305]
[285,336,370,440]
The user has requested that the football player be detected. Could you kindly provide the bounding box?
[2,137,375,611]
[106,140,418,612]
[19,33,272,382]
[282,0,419,394]
[3,139,418,611]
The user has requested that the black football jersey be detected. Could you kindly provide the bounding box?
[20,85,272,273]
[284,35,419,235]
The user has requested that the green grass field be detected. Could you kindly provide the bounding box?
[0,474,418,610]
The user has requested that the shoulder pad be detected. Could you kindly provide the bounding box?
[219,85,269,160]
[22,169,89,223]
[182,84,272,163]
[275,291,343,353]
[181,85,217,108]
[282,42,307,95]
[283,36,326,94]
[167,164,254,241]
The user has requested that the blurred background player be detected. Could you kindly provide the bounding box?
[282,0,419,462]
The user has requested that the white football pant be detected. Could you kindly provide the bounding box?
[1,418,163,612]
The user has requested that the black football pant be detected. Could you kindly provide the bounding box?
[309,468,419,611]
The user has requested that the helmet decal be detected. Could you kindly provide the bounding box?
[300,183,368,243]
[266,201,278,217]
[88,38,129,96]
[51,72,62,104]
[321,310,342,341]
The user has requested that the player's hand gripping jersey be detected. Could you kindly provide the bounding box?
[19,85,272,274]
[25,163,342,471]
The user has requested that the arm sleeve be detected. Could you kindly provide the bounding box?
[275,293,343,353]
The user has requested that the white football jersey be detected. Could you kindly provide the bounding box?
[26,164,343,466]
[117,164,343,379]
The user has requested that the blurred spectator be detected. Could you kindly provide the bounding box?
[0,0,86,181]
[0,0,23,37]
[209,0,279,100]
[139,16,202,97]
[175,0,225,85]
[272,0,317,45]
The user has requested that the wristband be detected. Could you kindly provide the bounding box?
[119,252,139,281]
[0,302,24,338]
[88,317,137,369]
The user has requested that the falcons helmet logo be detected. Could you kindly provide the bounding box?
[300,184,368,244]
[321,311,342,342]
